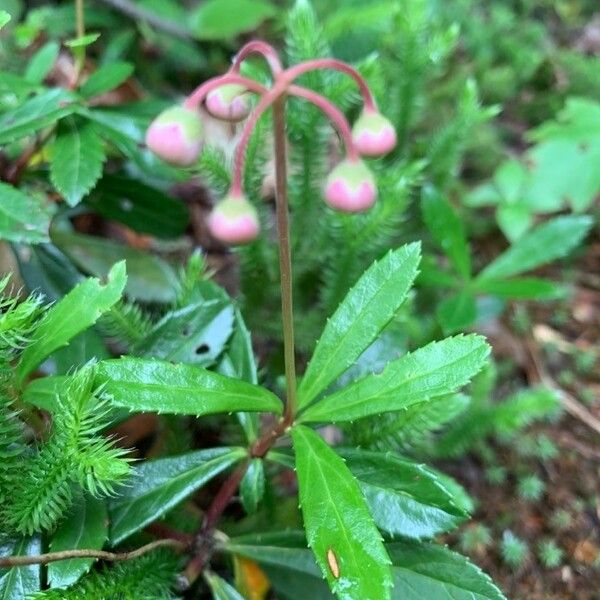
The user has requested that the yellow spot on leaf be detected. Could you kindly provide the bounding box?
[327,548,340,579]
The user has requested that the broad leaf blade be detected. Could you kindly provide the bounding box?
[478,215,592,281]
[421,187,471,278]
[0,183,52,244]
[96,357,282,417]
[25,41,59,84]
[17,261,126,382]
[473,277,568,300]
[0,536,41,598]
[300,335,490,423]
[436,292,477,334]
[292,425,392,600]
[80,62,134,98]
[48,493,107,588]
[108,447,245,544]
[50,117,106,206]
[299,243,421,407]
[342,450,469,539]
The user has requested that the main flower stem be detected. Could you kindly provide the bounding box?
[272,95,298,422]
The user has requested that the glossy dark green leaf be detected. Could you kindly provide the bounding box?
[17,261,126,382]
[240,458,265,515]
[0,89,76,144]
[48,493,107,588]
[292,425,392,600]
[341,449,469,539]
[0,536,41,598]
[96,357,282,417]
[477,216,592,281]
[388,540,506,599]
[108,447,245,544]
[0,183,52,244]
[473,277,568,300]
[80,62,134,98]
[52,230,179,303]
[50,117,106,206]
[299,243,421,407]
[136,300,233,368]
[86,174,189,239]
[24,41,59,84]
[300,335,490,424]
[436,292,477,334]
[205,572,245,600]
[421,187,471,279]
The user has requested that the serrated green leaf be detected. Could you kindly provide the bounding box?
[388,540,506,599]
[48,493,107,589]
[52,230,179,303]
[240,458,265,515]
[473,277,568,300]
[191,0,276,40]
[299,335,490,424]
[96,357,282,417]
[0,183,52,244]
[299,243,421,408]
[17,261,126,383]
[0,536,41,599]
[205,572,245,600]
[478,216,592,281]
[135,300,233,368]
[80,61,134,99]
[0,89,76,144]
[421,187,471,279]
[437,292,477,334]
[341,450,469,539]
[292,425,392,600]
[25,41,59,84]
[108,447,245,544]
[50,117,106,206]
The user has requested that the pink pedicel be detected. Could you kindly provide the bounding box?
[145,106,203,166]
[207,194,260,245]
[352,110,397,157]
[324,160,377,212]
[206,84,251,122]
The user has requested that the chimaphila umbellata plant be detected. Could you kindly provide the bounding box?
[0,41,505,600]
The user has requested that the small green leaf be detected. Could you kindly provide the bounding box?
[0,11,10,29]
[300,335,490,424]
[240,458,265,515]
[0,183,52,244]
[292,425,392,600]
[205,572,245,600]
[108,447,245,544]
[24,41,59,84]
[477,216,592,281]
[0,89,76,144]
[342,450,469,539]
[388,540,506,599]
[48,493,107,588]
[17,262,126,383]
[421,187,471,279]
[50,117,106,206]
[65,32,100,48]
[80,62,134,99]
[299,243,421,407]
[0,536,41,598]
[191,0,276,40]
[96,357,282,417]
[496,204,532,242]
[436,292,477,334]
[473,277,568,300]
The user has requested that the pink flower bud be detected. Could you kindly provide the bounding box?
[207,193,259,245]
[205,84,252,122]
[352,109,396,157]
[145,106,203,166]
[324,159,377,212]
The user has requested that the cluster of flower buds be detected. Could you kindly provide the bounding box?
[145,42,397,245]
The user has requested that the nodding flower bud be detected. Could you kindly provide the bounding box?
[324,159,377,213]
[145,106,203,166]
[351,109,396,157]
[205,84,252,122]
[207,193,259,245]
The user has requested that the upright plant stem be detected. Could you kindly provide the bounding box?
[272,96,298,422]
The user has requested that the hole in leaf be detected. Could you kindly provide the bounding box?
[195,344,210,355]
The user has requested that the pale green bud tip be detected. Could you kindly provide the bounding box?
[206,84,252,122]
[207,194,260,245]
[145,106,203,166]
[352,110,396,157]
[324,159,377,212]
